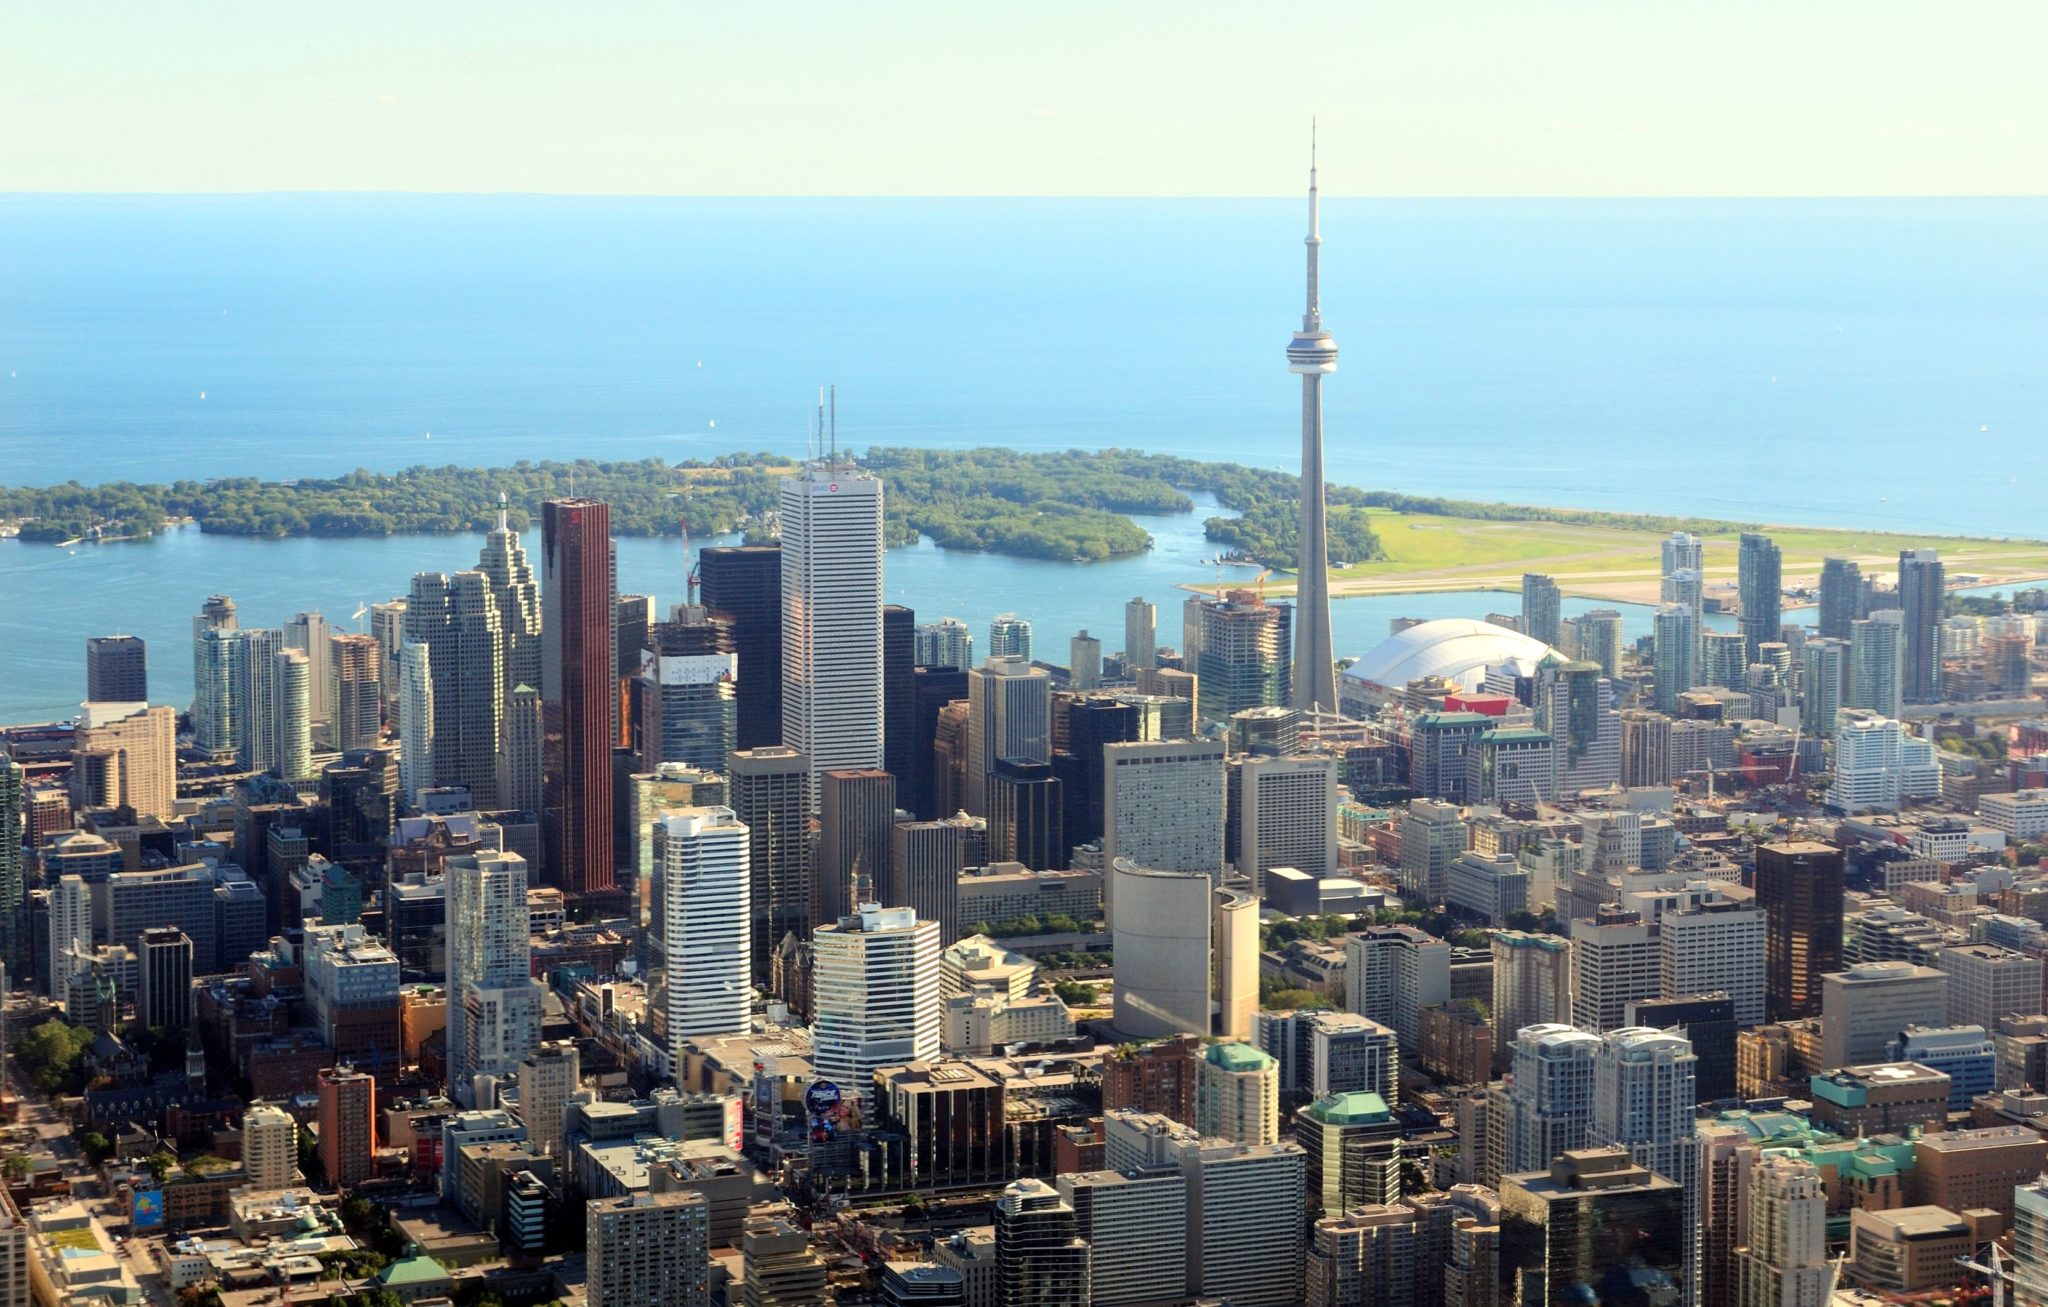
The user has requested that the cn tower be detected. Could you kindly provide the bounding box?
[1287,127,1338,713]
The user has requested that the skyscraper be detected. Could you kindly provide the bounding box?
[404,570,505,805]
[988,614,1033,663]
[730,746,811,983]
[588,1191,712,1307]
[780,436,885,800]
[0,758,23,978]
[446,849,540,1105]
[1848,611,1905,717]
[1234,753,1338,891]
[317,1064,377,1188]
[1756,840,1844,1022]
[72,701,177,821]
[811,904,942,1105]
[1492,931,1573,1059]
[1818,558,1863,641]
[995,1179,1091,1307]
[1801,638,1847,738]
[698,544,783,750]
[965,656,1051,816]
[1898,548,1946,704]
[137,926,193,1033]
[542,497,617,898]
[818,769,896,924]
[1123,597,1157,674]
[886,812,982,944]
[914,618,975,672]
[655,807,752,1065]
[1589,1027,1700,1271]
[988,758,1064,871]
[1737,1157,1833,1307]
[1654,603,1699,713]
[883,603,917,783]
[1498,1024,1601,1178]
[1662,531,1704,587]
[191,594,241,758]
[330,633,383,752]
[229,626,283,773]
[1521,574,1562,648]
[1537,659,1620,795]
[270,647,314,781]
[1054,696,1140,848]
[1102,740,1226,900]
[85,635,147,703]
[632,610,738,772]
[1069,631,1102,690]
[1194,592,1290,723]
[284,611,334,723]
[1738,532,1782,664]
[478,500,543,804]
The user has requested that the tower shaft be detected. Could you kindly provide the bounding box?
[1287,132,1339,713]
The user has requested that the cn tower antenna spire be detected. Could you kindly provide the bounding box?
[1286,120,1339,714]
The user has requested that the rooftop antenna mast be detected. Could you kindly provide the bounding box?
[829,385,838,464]
[498,490,509,534]
[814,386,825,464]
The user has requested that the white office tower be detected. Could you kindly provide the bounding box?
[270,648,314,781]
[1235,754,1338,892]
[284,610,334,722]
[914,617,974,671]
[476,500,543,700]
[1102,740,1226,918]
[1848,611,1905,718]
[517,1041,580,1162]
[1111,860,1212,1039]
[988,613,1033,663]
[191,595,240,758]
[1493,931,1573,1058]
[1070,631,1103,690]
[1103,1110,1306,1307]
[1344,925,1451,1051]
[446,850,540,1106]
[1570,908,1662,1033]
[1123,597,1157,673]
[656,807,752,1067]
[1497,1024,1600,1177]
[1654,604,1699,713]
[813,904,941,1105]
[964,656,1052,816]
[1661,897,1768,1026]
[780,448,885,801]
[242,1103,299,1189]
[1059,1167,1186,1307]
[370,598,409,717]
[398,640,436,805]
[1737,1156,1834,1307]
[1398,798,1466,906]
[1592,1026,1702,1307]
[1828,714,1940,813]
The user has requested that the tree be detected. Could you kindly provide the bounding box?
[1053,980,1098,1007]
[77,1130,113,1165]
[143,1151,178,1184]
[3,1155,32,1180]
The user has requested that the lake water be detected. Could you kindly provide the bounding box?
[1,194,2037,720]
[1,495,1739,723]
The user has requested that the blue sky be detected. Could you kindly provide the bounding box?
[3,2,2040,195]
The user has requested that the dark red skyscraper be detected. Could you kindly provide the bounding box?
[543,498,617,902]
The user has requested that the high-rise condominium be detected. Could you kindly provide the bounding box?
[1654,604,1698,714]
[446,849,539,1105]
[1124,597,1157,673]
[0,758,24,977]
[1802,638,1847,738]
[1521,574,1561,648]
[192,594,240,758]
[656,807,752,1067]
[284,611,333,723]
[988,613,1033,662]
[1848,611,1905,718]
[914,618,974,671]
[330,633,383,752]
[542,498,616,897]
[996,1179,1091,1307]
[1738,532,1782,664]
[86,635,147,703]
[780,444,884,801]
[1898,548,1945,704]
[1818,558,1863,640]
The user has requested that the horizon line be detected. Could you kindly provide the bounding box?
[1,189,2042,202]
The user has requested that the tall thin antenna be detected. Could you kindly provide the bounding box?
[815,386,826,465]
[829,385,837,463]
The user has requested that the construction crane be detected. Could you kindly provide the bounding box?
[1254,568,1275,599]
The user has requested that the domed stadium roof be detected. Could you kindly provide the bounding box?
[1347,618,1559,694]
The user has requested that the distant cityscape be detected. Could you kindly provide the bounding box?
[5,168,2048,1307]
